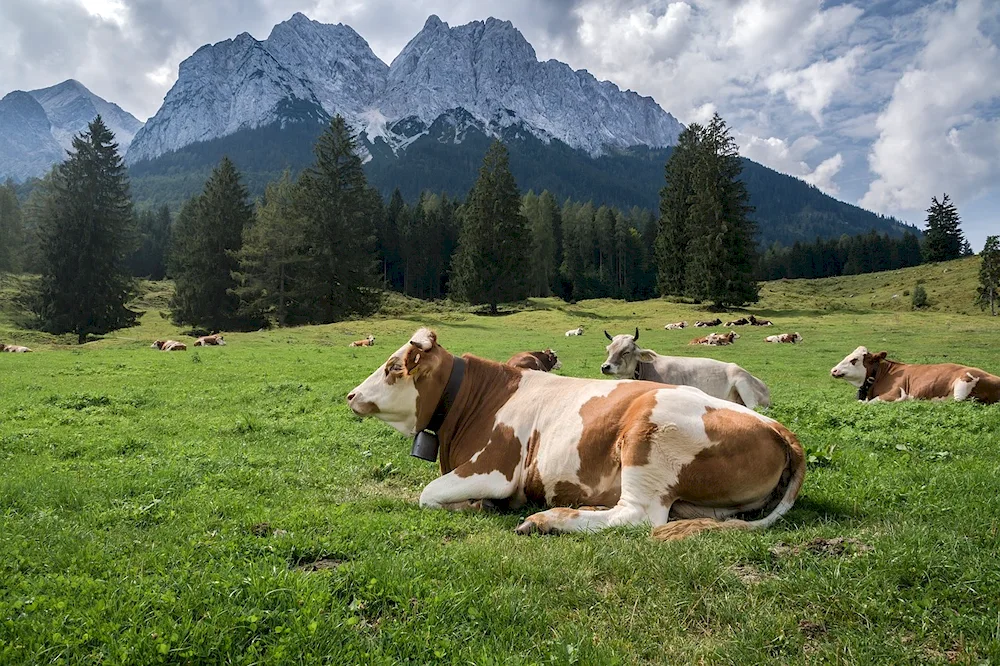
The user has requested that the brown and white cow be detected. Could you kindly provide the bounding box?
[350,335,376,347]
[749,315,773,326]
[725,318,750,327]
[690,331,739,346]
[1,344,32,352]
[664,321,688,330]
[151,340,187,351]
[694,318,722,328]
[507,349,561,372]
[831,346,1000,403]
[765,333,802,344]
[194,334,226,347]
[602,329,770,408]
[347,328,805,539]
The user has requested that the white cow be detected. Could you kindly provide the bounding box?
[565,326,584,337]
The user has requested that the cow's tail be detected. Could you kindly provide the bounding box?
[651,422,805,541]
[735,372,771,409]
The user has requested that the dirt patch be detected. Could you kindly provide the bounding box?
[798,620,827,639]
[293,558,345,572]
[250,522,287,538]
[770,537,873,558]
[730,564,770,585]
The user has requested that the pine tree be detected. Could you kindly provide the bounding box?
[232,172,309,326]
[129,205,171,279]
[379,189,406,291]
[0,179,24,273]
[961,239,974,257]
[34,116,139,343]
[655,125,702,295]
[522,190,558,296]
[681,115,758,307]
[451,140,529,314]
[922,194,965,262]
[295,116,381,322]
[169,156,253,330]
[977,235,1000,316]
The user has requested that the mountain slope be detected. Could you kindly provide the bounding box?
[0,91,64,182]
[29,79,143,151]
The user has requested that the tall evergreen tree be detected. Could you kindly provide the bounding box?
[522,190,559,296]
[977,235,1000,316]
[922,194,965,262]
[295,116,381,321]
[169,156,252,330]
[0,179,24,273]
[681,115,758,307]
[451,140,529,313]
[129,205,171,279]
[34,116,139,343]
[232,172,309,326]
[655,125,702,295]
[378,188,406,291]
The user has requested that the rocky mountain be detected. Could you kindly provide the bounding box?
[126,13,684,164]
[0,79,143,181]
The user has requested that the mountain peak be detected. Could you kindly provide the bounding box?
[423,14,445,29]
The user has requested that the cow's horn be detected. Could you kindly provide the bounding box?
[633,327,639,342]
[604,330,613,341]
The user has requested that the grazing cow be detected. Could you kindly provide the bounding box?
[350,335,376,347]
[507,349,561,372]
[602,329,770,408]
[694,318,722,328]
[831,346,1000,403]
[346,328,805,539]
[765,333,802,344]
[1,344,32,353]
[194,334,226,347]
[749,315,773,326]
[664,321,688,330]
[151,340,187,351]
[565,327,585,337]
[725,318,750,327]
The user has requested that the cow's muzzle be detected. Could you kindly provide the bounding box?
[346,392,379,416]
[600,364,613,375]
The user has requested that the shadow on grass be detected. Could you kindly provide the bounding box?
[786,495,864,525]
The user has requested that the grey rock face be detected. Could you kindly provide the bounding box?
[30,79,143,152]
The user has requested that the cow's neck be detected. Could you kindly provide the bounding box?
[436,354,523,475]
[633,362,647,381]
[859,359,897,400]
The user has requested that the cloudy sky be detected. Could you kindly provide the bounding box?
[1,0,998,248]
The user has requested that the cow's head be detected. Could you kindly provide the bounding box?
[151,340,165,349]
[831,346,885,385]
[217,335,226,346]
[544,348,562,370]
[601,328,656,377]
[346,328,453,436]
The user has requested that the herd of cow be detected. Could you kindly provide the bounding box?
[151,335,226,351]
[346,323,1000,541]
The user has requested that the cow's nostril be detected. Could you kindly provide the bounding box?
[347,392,356,402]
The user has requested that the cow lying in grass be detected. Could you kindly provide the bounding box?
[765,333,802,344]
[664,321,687,330]
[507,349,561,372]
[151,340,187,351]
[346,328,804,539]
[690,331,740,346]
[194,335,226,346]
[601,329,770,408]
[831,346,1000,403]
[565,327,584,337]
[1,344,32,352]
[350,335,376,347]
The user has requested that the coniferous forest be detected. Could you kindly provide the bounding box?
[0,113,981,337]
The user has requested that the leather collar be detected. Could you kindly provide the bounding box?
[425,356,466,433]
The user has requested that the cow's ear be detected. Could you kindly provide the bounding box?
[875,351,887,361]
[637,348,657,362]
[409,328,437,352]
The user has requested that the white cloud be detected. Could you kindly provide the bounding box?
[862,0,1000,214]
[740,133,844,195]
[766,47,863,123]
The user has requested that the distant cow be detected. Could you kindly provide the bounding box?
[565,327,584,337]
[749,315,773,326]
[194,334,226,346]
[725,318,750,327]
[664,321,688,330]
[765,333,802,344]
[1,344,32,353]
[507,349,561,372]
[151,340,187,351]
[350,335,376,347]
[603,328,770,408]
[691,331,740,346]
[831,346,1000,403]
[347,327,804,540]
[694,318,722,328]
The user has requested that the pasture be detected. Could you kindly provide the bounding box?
[2,279,1000,663]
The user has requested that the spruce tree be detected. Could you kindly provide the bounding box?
[169,156,252,330]
[681,115,758,307]
[977,235,1000,316]
[295,116,381,322]
[922,194,965,262]
[451,140,529,313]
[522,190,558,296]
[656,125,702,295]
[34,117,139,343]
[379,189,406,291]
[232,172,309,326]
[129,205,171,279]
[0,179,23,273]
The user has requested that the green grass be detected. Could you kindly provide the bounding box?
[2,261,1000,664]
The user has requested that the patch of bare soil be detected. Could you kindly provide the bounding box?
[293,558,345,572]
[770,537,873,558]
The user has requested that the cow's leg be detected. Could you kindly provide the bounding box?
[419,468,518,510]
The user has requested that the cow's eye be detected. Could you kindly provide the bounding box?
[622,350,630,357]
[850,359,857,365]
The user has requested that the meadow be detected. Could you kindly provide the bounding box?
[2,262,1000,664]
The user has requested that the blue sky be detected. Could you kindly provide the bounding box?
[1,0,997,248]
